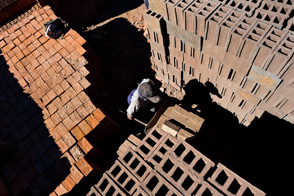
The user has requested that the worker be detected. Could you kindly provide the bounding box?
[127,78,161,120]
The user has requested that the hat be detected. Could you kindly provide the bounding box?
[139,82,161,103]
[43,18,67,39]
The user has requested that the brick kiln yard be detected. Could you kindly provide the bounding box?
[0,0,294,196]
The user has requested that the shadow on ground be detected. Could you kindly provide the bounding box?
[0,52,70,195]
[180,79,293,196]
[41,0,143,30]
[83,17,155,133]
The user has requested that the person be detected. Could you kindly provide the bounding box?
[127,78,161,120]
[43,18,68,39]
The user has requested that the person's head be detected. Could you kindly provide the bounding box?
[139,82,161,103]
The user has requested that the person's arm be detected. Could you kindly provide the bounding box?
[126,89,140,119]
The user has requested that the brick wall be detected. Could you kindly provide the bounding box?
[145,0,294,126]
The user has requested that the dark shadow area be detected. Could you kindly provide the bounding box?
[83,17,155,134]
[0,51,70,195]
[180,79,293,196]
[40,0,143,30]
[65,17,155,195]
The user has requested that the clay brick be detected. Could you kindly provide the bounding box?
[86,114,99,129]
[79,78,91,89]
[119,148,153,182]
[54,184,68,195]
[77,106,90,119]
[141,170,183,196]
[70,111,82,125]
[70,126,85,141]
[64,101,75,115]
[50,112,62,126]
[60,91,71,104]
[62,175,76,191]
[77,91,90,103]
[155,152,201,195]
[78,120,92,135]
[76,157,93,176]
[56,138,69,153]
[208,163,266,196]
[92,109,105,122]
[94,173,124,196]
[136,126,168,160]
[70,165,84,184]
[63,116,75,130]
[78,137,93,154]
[106,160,140,195]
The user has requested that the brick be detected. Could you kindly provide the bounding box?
[106,160,139,194]
[76,105,90,119]
[76,158,93,177]
[70,126,85,141]
[94,173,125,196]
[78,120,92,135]
[54,184,68,195]
[56,138,68,153]
[78,137,93,154]
[69,165,83,184]
[70,111,82,125]
[70,144,85,162]
[62,175,76,191]
[71,96,83,109]
[208,163,265,196]
[86,114,99,129]
[63,116,75,130]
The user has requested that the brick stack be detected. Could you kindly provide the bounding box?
[86,126,265,196]
[145,0,294,126]
[0,4,110,195]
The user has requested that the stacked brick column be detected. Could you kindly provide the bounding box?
[0,4,114,195]
[145,0,294,126]
[86,126,265,196]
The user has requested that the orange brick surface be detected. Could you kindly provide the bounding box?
[0,4,107,196]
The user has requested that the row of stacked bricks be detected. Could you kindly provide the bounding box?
[0,4,106,196]
[86,126,265,196]
[145,0,294,126]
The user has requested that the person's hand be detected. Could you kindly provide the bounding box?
[127,115,133,120]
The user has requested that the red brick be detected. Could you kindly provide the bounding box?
[45,118,55,131]
[62,132,76,149]
[84,100,96,114]
[61,152,77,166]
[70,111,82,125]
[78,138,93,154]
[37,55,46,64]
[42,61,51,71]
[54,42,62,51]
[69,166,83,184]
[93,109,105,122]
[51,112,62,126]
[76,46,86,55]
[79,78,91,89]
[75,36,86,45]
[53,84,64,96]
[48,47,57,56]
[76,157,92,176]
[47,102,57,114]
[86,114,99,129]
[59,48,70,58]
[65,87,77,99]
[60,92,71,104]
[79,66,90,77]
[56,122,68,137]
[63,116,75,130]
[56,138,68,153]
[54,184,68,195]
[71,96,83,109]
[47,89,57,101]
[62,176,76,191]
[64,101,75,115]
[77,91,89,103]
[13,37,21,46]
[76,106,90,119]
[52,62,63,73]
[60,80,70,90]
[78,120,92,135]
[70,126,85,141]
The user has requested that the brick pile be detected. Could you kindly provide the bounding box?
[145,0,294,126]
[86,126,265,196]
[0,4,110,196]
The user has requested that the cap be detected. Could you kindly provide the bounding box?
[139,82,161,103]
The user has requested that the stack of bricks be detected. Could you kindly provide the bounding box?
[145,0,294,126]
[0,4,109,196]
[86,126,265,196]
